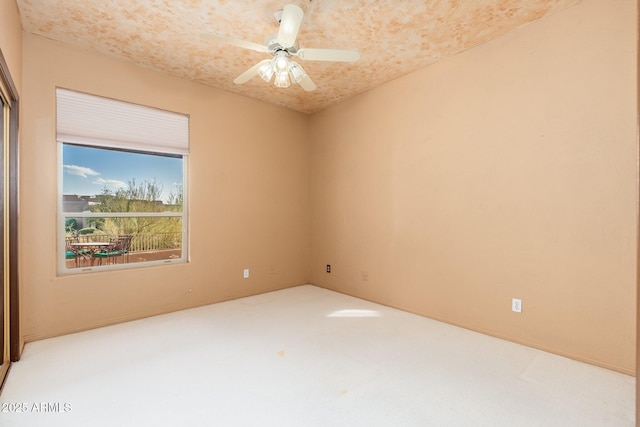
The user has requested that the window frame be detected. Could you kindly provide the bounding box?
[56,90,189,275]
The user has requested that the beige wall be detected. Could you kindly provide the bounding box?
[20,33,310,342]
[0,0,21,93]
[309,0,637,374]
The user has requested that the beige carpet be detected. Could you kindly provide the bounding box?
[0,285,634,426]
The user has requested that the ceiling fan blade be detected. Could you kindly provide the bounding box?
[277,4,303,48]
[234,59,271,84]
[200,33,268,53]
[296,48,360,62]
[298,74,316,92]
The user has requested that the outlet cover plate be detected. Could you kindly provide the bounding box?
[512,298,522,313]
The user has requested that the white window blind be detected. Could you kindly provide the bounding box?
[56,88,189,155]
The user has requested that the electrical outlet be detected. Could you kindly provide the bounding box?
[243,269,249,279]
[512,298,522,313]
[361,271,368,281]
[326,264,331,273]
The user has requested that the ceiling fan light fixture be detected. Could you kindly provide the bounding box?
[274,71,291,88]
[274,51,289,73]
[257,61,275,82]
[288,61,306,84]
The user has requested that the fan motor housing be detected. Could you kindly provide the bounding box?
[265,34,298,55]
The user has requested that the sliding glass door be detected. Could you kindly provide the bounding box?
[0,93,5,381]
[0,49,19,394]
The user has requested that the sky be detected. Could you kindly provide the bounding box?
[62,144,184,203]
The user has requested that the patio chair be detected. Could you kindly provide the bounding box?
[65,237,79,266]
[66,236,90,267]
[92,237,123,265]
[117,235,133,263]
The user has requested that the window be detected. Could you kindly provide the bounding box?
[57,89,188,273]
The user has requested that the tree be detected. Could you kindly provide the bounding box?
[65,218,78,234]
[91,179,182,240]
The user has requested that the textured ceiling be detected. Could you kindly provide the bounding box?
[17,0,580,114]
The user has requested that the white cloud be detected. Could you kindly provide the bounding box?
[93,177,127,188]
[63,164,100,178]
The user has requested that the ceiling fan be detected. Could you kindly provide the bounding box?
[201,4,360,91]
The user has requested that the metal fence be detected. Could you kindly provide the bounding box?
[77,232,182,252]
